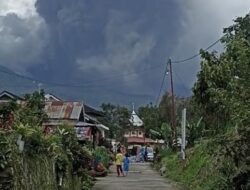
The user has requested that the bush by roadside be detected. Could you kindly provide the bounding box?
[155,128,250,190]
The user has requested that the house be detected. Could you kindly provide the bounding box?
[0,91,24,129]
[0,90,24,103]
[44,93,62,101]
[43,101,87,129]
[124,107,155,150]
[0,90,109,147]
[43,101,109,147]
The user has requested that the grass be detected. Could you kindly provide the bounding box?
[160,141,228,190]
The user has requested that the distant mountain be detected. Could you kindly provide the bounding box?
[0,66,155,107]
[0,65,37,96]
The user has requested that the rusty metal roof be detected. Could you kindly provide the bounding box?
[44,101,83,120]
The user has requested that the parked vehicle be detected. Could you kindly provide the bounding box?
[139,146,154,162]
[146,147,154,161]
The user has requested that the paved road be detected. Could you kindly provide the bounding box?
[93,163,182,190]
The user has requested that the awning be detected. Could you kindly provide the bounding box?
[96,124,109,131]
[75,121,96,127]
[84,113,98,123]
[43,120,75,126]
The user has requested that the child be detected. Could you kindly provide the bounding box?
[115,149,124,177]
[123,153,130,176]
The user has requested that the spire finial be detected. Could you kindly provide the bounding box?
[132,102,135,111]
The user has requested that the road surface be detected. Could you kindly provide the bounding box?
[93,162,182,190]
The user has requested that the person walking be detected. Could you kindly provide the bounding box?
[123,153,130,176]
[144,146,148,162]
[115,149,124,177]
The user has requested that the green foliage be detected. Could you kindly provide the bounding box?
[138,103,162,137]
[0,111,94,190]
[160,123,172,147]
[0,130,12,171]
[0,101,17,129]
[100,103,129,139]
[81,172,94,190]
[214,126,250,189]
[0,90,95,190]
[158,93,202,147]
[160,141,227,190]
[93,146,110,168]
[15,90,47,126]
[1,124,94,189]
[157,13,250,190]
[158,125,250,190]
[193,14,250,131]
[186,117,205,147]
[189,13,250,188]
[14,123,48,155]
[158,92,172,123]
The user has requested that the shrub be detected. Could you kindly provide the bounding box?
[93,146,110,169]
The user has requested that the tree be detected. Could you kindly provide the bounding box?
[138,103,162,137]
[193,13,250,130]
[0,101,18,129]
[16,90,47,126]
[158,92,172,124]
[192,13,250,188]
[160,122,172,148]
[100,103,129,139]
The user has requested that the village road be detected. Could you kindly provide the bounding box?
[93,162,182,190]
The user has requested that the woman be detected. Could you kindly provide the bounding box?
[115,149,124,177]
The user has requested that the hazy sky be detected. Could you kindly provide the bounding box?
[0,0,249,106]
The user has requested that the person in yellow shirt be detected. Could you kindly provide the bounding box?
[115,149,124,177]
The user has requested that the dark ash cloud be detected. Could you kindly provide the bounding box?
[31,0,182,105]
[1,0,249,106]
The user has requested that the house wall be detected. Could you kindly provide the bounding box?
[0,95,13,101]
[124,128,144,138]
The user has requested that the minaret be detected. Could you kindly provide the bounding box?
[131,103,135,123]
[129,103,143,127]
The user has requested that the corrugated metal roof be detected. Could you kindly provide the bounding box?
[84,104,103,116]
[45,101,83,120]
[0,90,24,101]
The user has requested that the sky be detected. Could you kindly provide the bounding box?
[0,0,250,107]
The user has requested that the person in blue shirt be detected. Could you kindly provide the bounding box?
[123,153,130,176]
[144,147,148,162]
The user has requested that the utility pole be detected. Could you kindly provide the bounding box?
[168,58,177,147]
[38,83,42,94]
[181,108,186,160]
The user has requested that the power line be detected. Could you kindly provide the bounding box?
[0,63,162,88]
[172,37,222,64]
[155,36,222,104]
[155,65,168,105]
[0,36,222,101]
[172,69,191,94]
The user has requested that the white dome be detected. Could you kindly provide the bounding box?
[129,110,143,127]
